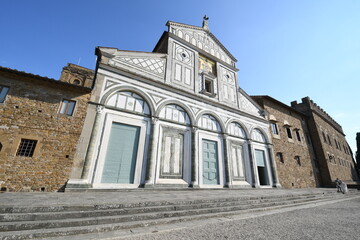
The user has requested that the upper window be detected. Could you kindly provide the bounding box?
[327,134,332,145]
[295,130,301,142]
[59,99,76,116]
[106,91,150,115]
[0,85,9,103]
[276,152,284,164]
[285,127,292,139]
[199,55,217,97]
[204,78,213,93]
[322,131,327,143]
[16,139,37,157]
[270,122,279,135]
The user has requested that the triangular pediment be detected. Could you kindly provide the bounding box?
[167,21,236,65]
[238,88,265,118]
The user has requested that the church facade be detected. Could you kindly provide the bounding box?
[66,19,281,190]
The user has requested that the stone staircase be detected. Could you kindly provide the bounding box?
[0,190,357,240]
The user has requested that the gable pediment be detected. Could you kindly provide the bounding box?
[167,21,236,65]
[238,89,265,118]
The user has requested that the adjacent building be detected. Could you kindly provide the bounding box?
[291,97,359,187]
[66,18,280,190]
[252,96,320,188]
[0,65,93,191]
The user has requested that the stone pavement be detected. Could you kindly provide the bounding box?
[0,188,345,208]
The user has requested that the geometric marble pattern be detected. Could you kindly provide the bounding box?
[111,57,166,77]
[239,93,260,116]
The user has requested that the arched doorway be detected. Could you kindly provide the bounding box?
[94,91,151,187]
[252,129,271,186]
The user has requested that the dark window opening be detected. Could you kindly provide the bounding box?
[73,79,81,85]
[295,156,301,166]
[322,132,327,143]
[16,139,37,157]
[286,127,292,139]
[204,79,213,93]
[276,152,284,163]
[295,130,301,141]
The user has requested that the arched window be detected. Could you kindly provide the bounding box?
[199,114,221,132]
[229,122,246,138]
[159,104,190,125]
[72,79,81,85]
[252,129,266,143]
[106,91,150,115]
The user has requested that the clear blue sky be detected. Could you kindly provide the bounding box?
[1,0,359,155]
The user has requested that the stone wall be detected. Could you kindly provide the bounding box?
[0,68,91,192]
[252,96,318,188]
[292,97,358,186]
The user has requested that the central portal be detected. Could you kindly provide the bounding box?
[202,139,219,185]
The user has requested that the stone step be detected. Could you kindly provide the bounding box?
[0,194,321,222]
[0,194,341,232]
[0,191,333,215]
[0,193,355,240]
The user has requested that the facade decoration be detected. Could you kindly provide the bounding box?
[66,19,279,190]
[1,18,357,192]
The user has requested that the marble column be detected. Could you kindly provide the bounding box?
[267,145,281,188]
[80,105,104,182]
[247,140,259,188]
[222,133,231,187]
[191,126,199,188]
[145,117,159,186]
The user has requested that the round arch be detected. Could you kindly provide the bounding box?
[100,85,155,116]
[155,100,195,126]
[250,127,270,144]
[226,120,249,139]
[195,110,226,133]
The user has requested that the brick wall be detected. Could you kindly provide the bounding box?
[0,69,91,192]
[252,96,318,188]
[292,97,359,186]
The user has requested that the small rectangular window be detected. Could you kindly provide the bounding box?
[276,152,284,163]
[295,156,301,166]
[322,132,327,143]
[295,130,301,141]
[327,135,332,145]
[16,139,37,157]
[271,123,279,135]
[0,85,9,103]
[204,79,213,94]
[286,127,292,139]
[59,99,76,116]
